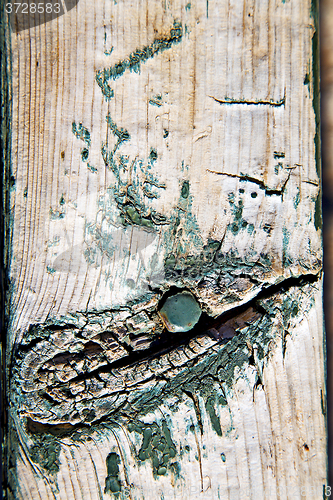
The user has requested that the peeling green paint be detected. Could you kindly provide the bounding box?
[149,148,158,163]
[87,163,98,173]
[149,94,163,107]
[282,227,292,267]
[247,223,254,234]
[30,435,61,473]
[50,207,65,220]
[226,191,254,236]
[96,20,183,100]
[120,306,272,420]
[163,180,204,264]
[81,147,89,162]
[9,175,15,191]
[72,121,91,146]
[181,181,189,199]
[293,188,300,209]
[98,113,168,230]
[128,420,177,478]
[304,73,310,86]
[273,151,285,159]
[105,452,122,495]
[197,378,223,436]
[274,162,282,175]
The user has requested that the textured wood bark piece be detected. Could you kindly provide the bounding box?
[2,0,325,498]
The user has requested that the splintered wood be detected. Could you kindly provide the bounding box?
[4,0,326,498]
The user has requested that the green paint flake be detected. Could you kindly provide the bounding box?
[304,73,310,86]
[46,266,56,275]
[149,99,162,107]
[274,163,282,175]
[221,453,226,462]
[188,376,223,436]
[128,420,177,478]
[282,227,292,267]
[293,188,300,209]
[72,121,91,146]
[100,114,168,230]
[163,184,204,260]
[226,193,252,236]
[149,148,158,163]
[104,46,114,56]
[273,151,285,159]
[184,24,191,36]
[50,208,65,220]
[81,147,89,162]
[87,163,98,173]
[149,94,163,107]
[181,180,190,199]
[96,20,183,100]
[30,435,61,473]
[105,452,122,495]
[185,2,191,10]
[106,113,130,145]
[205,396,222,436]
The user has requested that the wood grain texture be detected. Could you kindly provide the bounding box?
[3,0,326,498]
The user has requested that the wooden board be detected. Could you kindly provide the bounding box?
[2,0,326,498]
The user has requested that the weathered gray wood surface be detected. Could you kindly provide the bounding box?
[3,0,326,498]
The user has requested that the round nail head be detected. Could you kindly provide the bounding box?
[159,291,202,332]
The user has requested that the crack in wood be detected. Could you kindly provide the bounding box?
[206,169,291,196]
[14,272,320,431]
[208,95,285,107]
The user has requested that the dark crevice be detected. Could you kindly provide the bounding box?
[44,323,78,331]
[32,273,320,391]
[209,95,285,107]
[206,170,291,197]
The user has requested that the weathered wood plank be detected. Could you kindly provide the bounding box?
[2,0,326,498]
